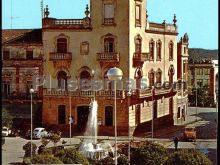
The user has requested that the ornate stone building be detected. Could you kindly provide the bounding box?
[2,29,43,130]
[41,0,188,136]
[177,33,189,124]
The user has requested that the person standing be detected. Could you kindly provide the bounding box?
[174,137,179,151]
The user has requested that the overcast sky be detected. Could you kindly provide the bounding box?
[2,0,218,49]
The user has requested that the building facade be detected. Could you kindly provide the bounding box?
[188,58,218,106]
[40,0,187,136]
[2,29,44,130]
[176,34,189,124]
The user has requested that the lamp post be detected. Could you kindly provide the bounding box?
[151,86,154,142]
[69,92,72,144]
[107,67,123,165]
[29,88,35,160]
[127,90,132,165]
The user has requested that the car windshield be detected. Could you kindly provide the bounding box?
[34,129,41,132]
[185,128,194,131]
[2,128,7,131]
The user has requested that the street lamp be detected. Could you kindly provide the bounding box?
[127,90,132,165]
[29,88,35,160]
[69,92,72,144]
[107,67,123,165]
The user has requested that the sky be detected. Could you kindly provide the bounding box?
[2,0,218,49]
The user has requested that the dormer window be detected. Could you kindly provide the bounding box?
[103,4,115,25]
[57,38,67,53]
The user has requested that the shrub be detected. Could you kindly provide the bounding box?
[55,148,89,165]
[48,133,61,147]
[31,154,63,164]
[164,149,212,165]
[98,156,114,165]
[131,141,168,165]
[41,138,50,146]
[23,142,37,157]
[118,154,129,165]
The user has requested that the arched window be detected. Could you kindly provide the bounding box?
[104,70,113,90]
[57,38,67,53]
[57,71,67,90]
[135,37,142,53]
[149,40,154,60]
[156,69,162,84]
[148,70,155,87]
[104,37,114,53]
[58,105,66,124]
[105,106,113,126]
[135,68,143,89]
[169,41,174,60]
[168,65,175,84]
[80,70,91,90]
[156,40,162,60]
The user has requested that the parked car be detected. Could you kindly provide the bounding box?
[33,128,48,139]
[182,126,196,142]
[2,127,11,136]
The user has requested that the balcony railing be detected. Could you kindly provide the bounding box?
[147,22,177,33]
[103,18,115,25]
[43,88,125,99]
[133,52,149,62]
[97,52,120,61]
[136,88,152,98]
[49,52,72,60]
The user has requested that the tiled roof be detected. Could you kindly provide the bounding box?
[2,29,42,44]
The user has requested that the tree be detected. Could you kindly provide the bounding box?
[164,149,212,165]
[54,148,89,165]
[118,154,129,165]
[48,132,61,147]
[2,109,13,128]
[131,141,168,165]
[31,154,63,164]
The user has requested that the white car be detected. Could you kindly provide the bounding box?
[2,127,11,136]
[33,128,48,139]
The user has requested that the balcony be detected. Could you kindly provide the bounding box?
[43,88,125,99]
[133,52,149,67]
[49,52,72,60]
[97,52,120,67]
[42,18,91,30]
[136,88,152,98]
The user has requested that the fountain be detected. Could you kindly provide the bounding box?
[79,99,114,161]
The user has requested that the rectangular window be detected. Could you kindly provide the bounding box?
[3,50,10,60]
[204,68,210,75]
[26,50,33,59]
[135,5,141,26]
[2,81,11,98]
[58,105,66,124]
[177,107,181,118]
[105,106,113,126]
[104,4,114,24]
[104,38,114,53]
[196,68,203,75]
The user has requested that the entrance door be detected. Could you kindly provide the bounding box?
[77,106,90,132]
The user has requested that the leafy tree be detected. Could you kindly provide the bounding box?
[54,148,89,165]
[23,142,37,157]
[131,141,168,165]
[164,149,212,165]
[2,109,13,128]
[48,133,61,147]
[31,154,63,164]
